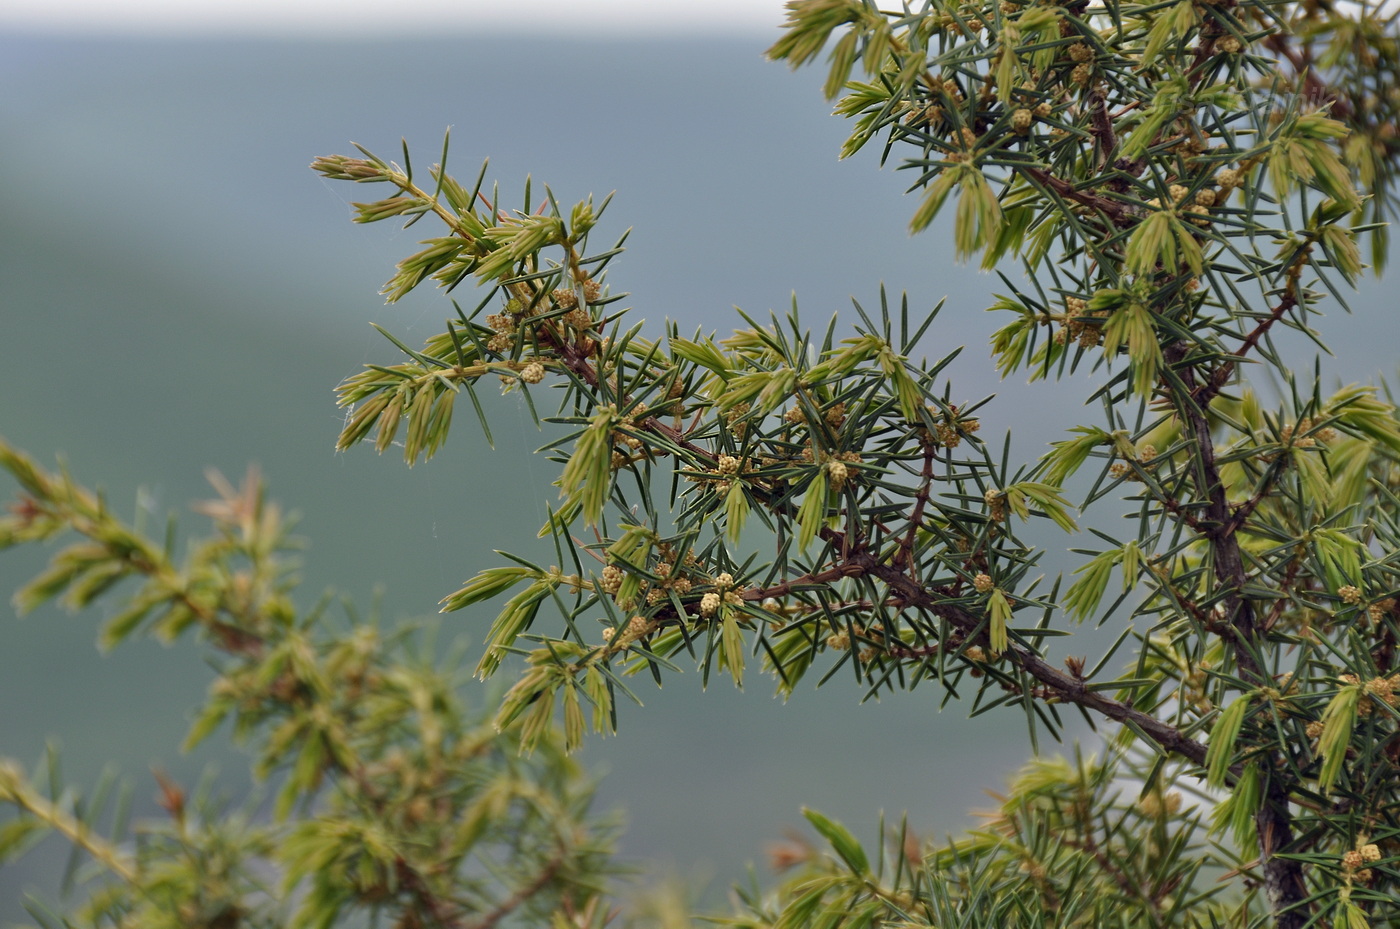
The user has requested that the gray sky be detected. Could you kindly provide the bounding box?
[0,0,788,35]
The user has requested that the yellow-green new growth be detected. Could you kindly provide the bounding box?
[1318,682,1361,794]
[560,406,620,527]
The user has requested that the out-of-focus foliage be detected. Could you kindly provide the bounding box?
[725,747,1237,929]
[0,446,617,929]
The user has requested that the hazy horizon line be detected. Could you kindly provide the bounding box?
[1,1,788,39]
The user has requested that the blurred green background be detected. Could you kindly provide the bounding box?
[2,27,1396,923]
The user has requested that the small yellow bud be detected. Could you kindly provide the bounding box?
[1011,108,1033,133]
[1339,585,1363,605]
[700,592,721,617]
[717,454,740,476]
[973,573,994,593]
[600,564,624,594]
[1034,101,1053,119]
[520,361,545,384]
[1362,843,1382,862]
[715,572,734,589]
